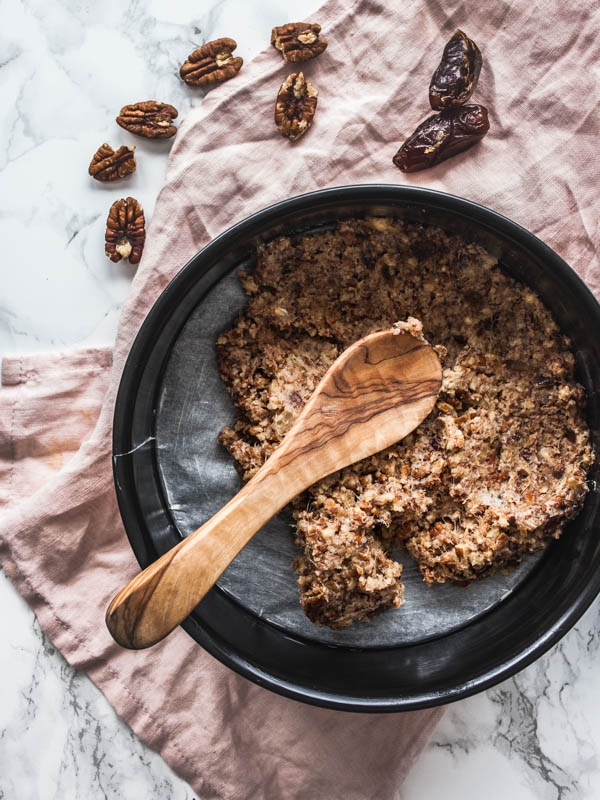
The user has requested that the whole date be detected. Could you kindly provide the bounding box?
[429,29,482,110]
[393,105,490,173]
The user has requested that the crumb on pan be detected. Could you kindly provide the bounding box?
[216,217,593,629]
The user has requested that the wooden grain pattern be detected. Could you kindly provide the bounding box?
[106,329,442,649]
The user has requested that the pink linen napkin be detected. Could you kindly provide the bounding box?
[1,0,599,797]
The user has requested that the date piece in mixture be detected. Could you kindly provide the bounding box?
[217,218,592,629]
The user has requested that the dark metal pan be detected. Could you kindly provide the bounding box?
[113,185,600,712]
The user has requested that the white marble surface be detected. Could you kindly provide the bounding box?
[1,0,600,798]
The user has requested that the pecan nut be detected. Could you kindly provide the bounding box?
[105,197,146,264]
[179,38,243,87]
[429,29,482,110]
[116,101,178,139]
[271,22,327,62]
[275,72,318,142]
[393,105,490,172]
[88,143,136,182]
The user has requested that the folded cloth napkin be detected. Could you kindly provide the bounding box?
[1,0,599,797]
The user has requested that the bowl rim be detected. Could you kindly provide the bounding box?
[113,184,600,712]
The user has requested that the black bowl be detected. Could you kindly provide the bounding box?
[113,185,600,712]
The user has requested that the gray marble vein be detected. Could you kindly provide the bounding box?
[0,571,197,799]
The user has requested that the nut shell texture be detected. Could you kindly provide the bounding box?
[116,101,178,139]
[271,22,328,62]
[105,197,146,264]
[275,72,318,142]
[180,38,243,87]
[89,143,136,181]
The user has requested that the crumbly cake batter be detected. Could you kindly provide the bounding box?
[216,218,593,629]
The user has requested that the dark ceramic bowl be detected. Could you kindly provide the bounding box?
[113,185,600,712]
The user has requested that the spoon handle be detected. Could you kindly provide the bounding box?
[106,452,299,649]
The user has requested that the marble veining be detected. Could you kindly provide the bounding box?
[2,0,600,798]
[405,597,600,800]
[0,571,197,799]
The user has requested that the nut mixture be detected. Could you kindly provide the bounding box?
[217,218,593,629]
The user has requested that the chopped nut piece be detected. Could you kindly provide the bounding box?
[271,22,328,62]
[369,217,391,232]
[105,197,146,265]
[275,72,318,142]
[116,101,178,139]
[179,38,243,87]
[88,143,136,182]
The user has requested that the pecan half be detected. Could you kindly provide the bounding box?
[393,105,490,172]
[179,38,243,87]
[88,143,136,182]
[116,101,178,139]
[271,22,327,62]
[429,29,482,110]
[105,197,146,264]
[275,72,318,142]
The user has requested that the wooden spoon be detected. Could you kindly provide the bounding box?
[106,328,442,649]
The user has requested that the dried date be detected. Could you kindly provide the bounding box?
[393,105,489,172]
[429,29,482,110]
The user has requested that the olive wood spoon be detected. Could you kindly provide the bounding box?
[106,328,442,649]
